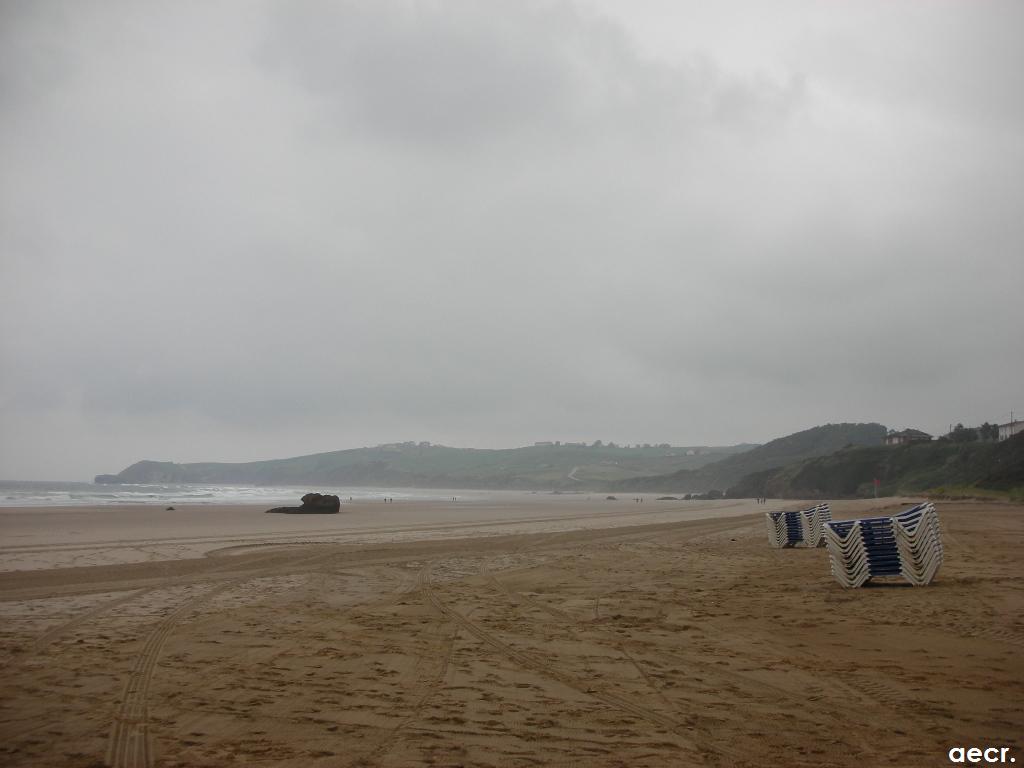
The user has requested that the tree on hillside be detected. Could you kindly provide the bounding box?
[950,423,979,443]
[979,422,999,441]
[591,439,604,448]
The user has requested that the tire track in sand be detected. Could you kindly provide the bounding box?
[482,561,681,713]
[942,618,1024,648]
[485,563,864,763]
[106,548,342,768]
[0,552,328,748]
[351,565,457,767]
[420,562,690,739]
[477,527,865,765]
[10,546,329,666]
[5,588,153,666]
[105,580,242,768]
[479,564,576,624]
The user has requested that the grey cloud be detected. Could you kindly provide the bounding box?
[1,0,1022,479]
[262,0,584,146]
[0,2,75,108]
[786,2,1024,129]
[261,0,809,149]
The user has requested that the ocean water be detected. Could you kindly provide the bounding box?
[0,481,497,507]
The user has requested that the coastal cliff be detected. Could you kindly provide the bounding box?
[92,442,753,490]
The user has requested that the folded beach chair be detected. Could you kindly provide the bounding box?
[800,503,832,547]
[766,503,831,548]
[824,502,942,587]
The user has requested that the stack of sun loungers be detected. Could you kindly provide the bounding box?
[823,501,942,588]
[765,503,832,548]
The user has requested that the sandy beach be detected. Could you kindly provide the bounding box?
[0,496,1020,767]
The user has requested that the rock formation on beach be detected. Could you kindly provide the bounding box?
[266,493,341,514]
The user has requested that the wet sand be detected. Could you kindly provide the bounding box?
[0,496,761,572]
[0,498,1020,767]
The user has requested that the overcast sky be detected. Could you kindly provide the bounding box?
[2,1,1022,480]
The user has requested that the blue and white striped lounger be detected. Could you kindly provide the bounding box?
[823,502,942,587]
[766,503,832,548]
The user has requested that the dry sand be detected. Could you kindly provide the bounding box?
[0,497,1020,767]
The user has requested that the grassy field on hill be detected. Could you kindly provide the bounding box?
[96,442,755,490]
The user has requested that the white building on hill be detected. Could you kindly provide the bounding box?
[998,421,1024,441]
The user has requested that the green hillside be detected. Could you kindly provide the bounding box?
[728,432,1024,499]
[94,442,754,490]
[609,423,889,493]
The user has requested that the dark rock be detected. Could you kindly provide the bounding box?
[605,495,617,501]
[656,496,679,500]
[300,492,340,511]
[266,492,341,514]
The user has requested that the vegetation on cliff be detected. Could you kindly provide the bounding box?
[609,423,888,493]
[728,432,1024,499]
